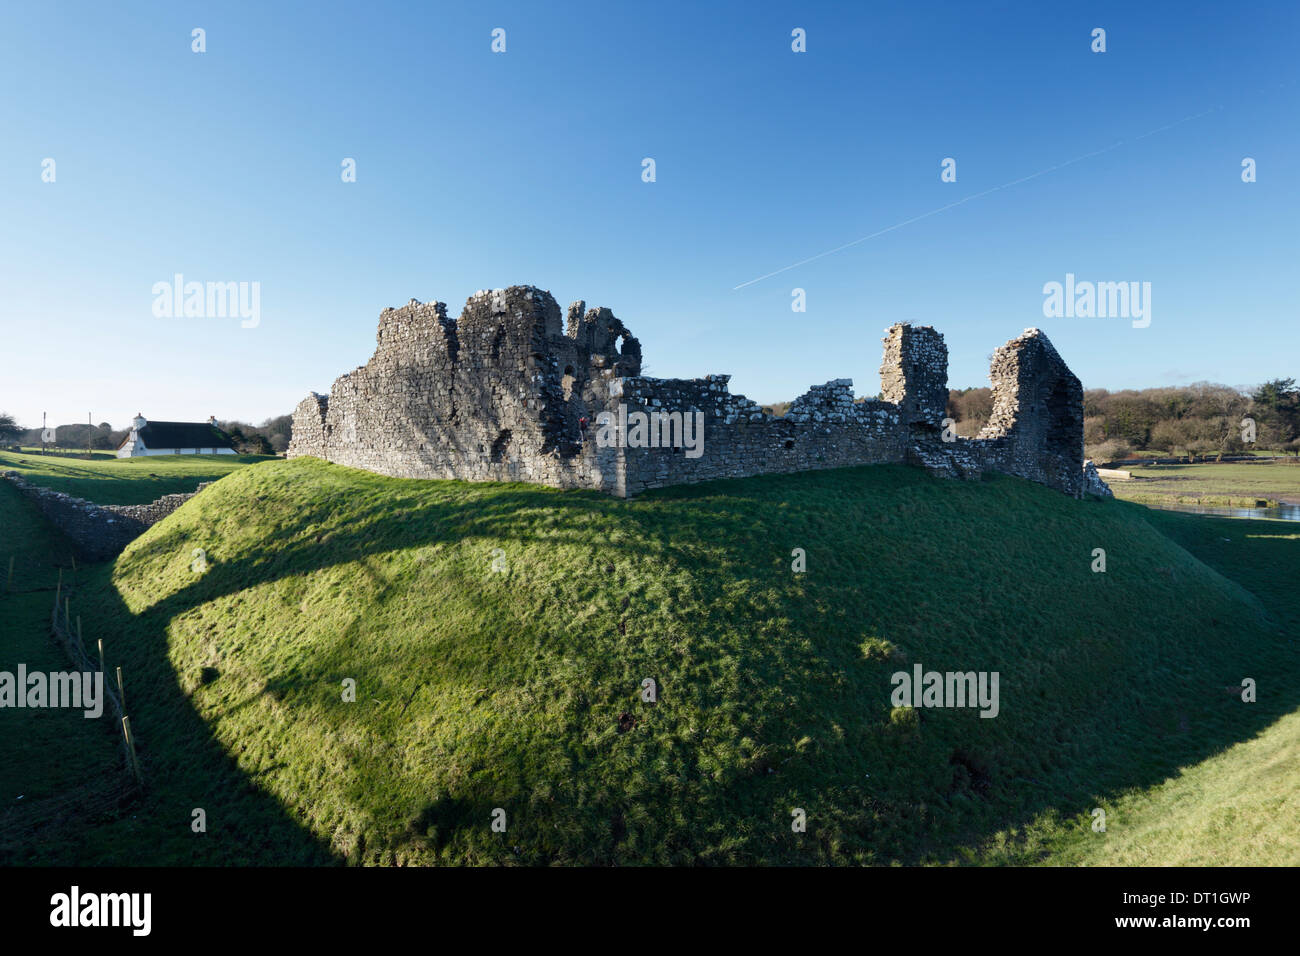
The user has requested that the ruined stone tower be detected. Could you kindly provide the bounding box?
[975,329,1088,496]
[289,287,641,493]
[881,324,948,434]
[288,285,1104,499]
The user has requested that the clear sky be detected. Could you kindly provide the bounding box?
[2,0,1296,429]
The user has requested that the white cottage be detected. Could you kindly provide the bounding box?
[116,414,237,458]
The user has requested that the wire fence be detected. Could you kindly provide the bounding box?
[0,773,136,853]
[48,572,144,788]
[0,570,144,854]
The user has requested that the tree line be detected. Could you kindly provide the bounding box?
[948,378,1300,461]
[217,416,292,455]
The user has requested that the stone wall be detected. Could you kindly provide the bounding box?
[881,324,949,432]
[2,472,211,561]
[970,328,1088,496]
[288,289,635,493]
[613,375,906,494]
[289,285,1105,500]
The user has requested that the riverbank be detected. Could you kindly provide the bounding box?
[1106,461,1300,509]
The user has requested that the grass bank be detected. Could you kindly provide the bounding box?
[12,457,1288,865]
[979,507,1300,865]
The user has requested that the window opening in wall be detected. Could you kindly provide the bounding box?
[490,429,512,463]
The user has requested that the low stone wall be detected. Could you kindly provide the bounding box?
[1083,461,1116,497]
[615,375,907,495]
[2,472,211,561]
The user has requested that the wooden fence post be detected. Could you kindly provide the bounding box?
[98,638,105,676]
[116,666,125,712]
[121,716,142,783]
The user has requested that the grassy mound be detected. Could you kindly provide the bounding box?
[1054,706,1300,865]
[1034,512,1300,865]
[43,458,1300,865]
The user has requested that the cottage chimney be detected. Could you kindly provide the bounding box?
[132,412,147,431]
[208,415,217,426]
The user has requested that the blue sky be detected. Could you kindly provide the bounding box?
[2,0,1296,429]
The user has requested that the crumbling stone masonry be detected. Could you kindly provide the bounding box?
[2,472,212,561]
[288,285,1108,499]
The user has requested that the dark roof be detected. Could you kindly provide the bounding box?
[121,421,235,451]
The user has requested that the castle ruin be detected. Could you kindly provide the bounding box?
[288,285,1111,499]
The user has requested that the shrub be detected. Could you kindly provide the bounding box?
[1087,439,1133,464]
[889,705,920,734]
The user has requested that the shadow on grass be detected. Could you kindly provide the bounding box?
[3,524,340,866]
[53,461,1300,864]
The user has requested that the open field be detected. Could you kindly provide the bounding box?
[1106,461,1300,508]
[3,457,1295,865]
[0,449,276,505]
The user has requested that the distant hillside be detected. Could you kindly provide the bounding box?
[26,458,1300,865]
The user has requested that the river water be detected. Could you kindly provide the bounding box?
[1143,501,1300,522]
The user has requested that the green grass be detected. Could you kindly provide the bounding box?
[975,507,1300,865]
[0,482,130,860]
[8,456,1295,866]
[1039,707,1300,865]
[0,450,274,862]
[1122,449,1290,459]
[0,449,275,505]
[1108,461,1300,508]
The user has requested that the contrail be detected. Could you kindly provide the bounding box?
[731,106,1226,291]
